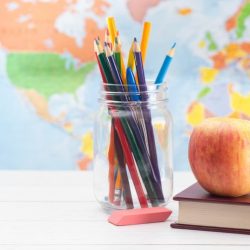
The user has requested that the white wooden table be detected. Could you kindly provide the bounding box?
[0,171,249,250]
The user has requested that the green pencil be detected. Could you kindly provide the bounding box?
[114,37,121,74]
[95,39,159,205]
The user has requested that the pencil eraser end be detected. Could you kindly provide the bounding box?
[108,207,172,226]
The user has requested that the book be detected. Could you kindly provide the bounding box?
[171,183,250,235]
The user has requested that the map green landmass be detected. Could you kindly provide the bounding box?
[205,32,217,51]
[7,53,95,99]
[236,2,250,38]
[196,87,212,100]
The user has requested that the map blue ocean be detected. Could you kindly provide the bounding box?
[0,0,249,170]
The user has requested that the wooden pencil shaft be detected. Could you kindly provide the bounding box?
[134,46,164,201]
[134,51,148,99]
[141,22,151,63]
[98,53,114,83]
[155,44,175,84]
[98,45,161,205]
[105,54,160,204]
[114,117,148,207]
[114,167,122,205]
[155,56,172,83]
[114,52,121,74]
[120,116,159,206]
[107,17,117,44]
[96,53,149,205]
[114,127,134,209]
[106,53,126,95]
[127,43,135,70]
[108,123,116,203]
[95,52,107,83]
[103,75,159,204]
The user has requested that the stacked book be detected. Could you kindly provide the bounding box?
[171,183,250,235]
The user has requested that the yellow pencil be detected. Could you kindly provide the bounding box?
[107,16,117,45]
[140,21,151,63]
[127,41,135,71]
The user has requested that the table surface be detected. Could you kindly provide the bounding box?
[0,171,249,250]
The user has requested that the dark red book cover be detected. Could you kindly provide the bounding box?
[173,182,250,205]
[171,223,250,235]
[171,183,250,235]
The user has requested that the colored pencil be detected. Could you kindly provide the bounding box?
[95,40,118,204]
[114,128,134,209]
[114,167,122,205]
[155,42,176,84]
[94,41,107,83]
[107,16,117,45]
[94,19,176,207]
[113,36,123,204]
[105,29,112,50]
[126,67,140,101]
[133,38,165,202]
[127,41,135,71]
[114,117,148,207]
[114,37,121,73]
[108,122,116,203]
[95,39,124,205]
[105,42,160,206]
[140,21,151,64]
[95,39,114,84]
[112,37,128,204]
[127,67,149,153]
[96,40,152,206]
[98,42,147,207]
[116,31,127,86]
[104,43,125,93]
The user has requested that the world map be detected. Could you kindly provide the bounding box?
[0,0,250,170]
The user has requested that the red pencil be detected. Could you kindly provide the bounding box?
[114,117,148,208]
[94,39,107,82]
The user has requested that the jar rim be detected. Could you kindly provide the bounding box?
[99,80,168,104]
[101,80,167,94]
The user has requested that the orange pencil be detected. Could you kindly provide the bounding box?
[108,122,116,203]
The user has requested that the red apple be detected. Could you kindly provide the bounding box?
[189,117,250,197]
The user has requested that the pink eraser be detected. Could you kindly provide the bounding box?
[108,207,172,226]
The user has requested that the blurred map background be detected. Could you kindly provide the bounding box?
[0,0,250,170]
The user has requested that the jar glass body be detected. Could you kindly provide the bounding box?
[93,83,173,211]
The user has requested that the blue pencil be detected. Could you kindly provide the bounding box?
[127,67,149,152]
[126,67,140,101]
[155,42,176,84]
[104,43,160,206]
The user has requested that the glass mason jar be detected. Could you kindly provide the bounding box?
[93,82,173,211]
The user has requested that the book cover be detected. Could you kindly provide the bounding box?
[173,183,250,205]
[171,183,250,235]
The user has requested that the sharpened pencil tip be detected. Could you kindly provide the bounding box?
[104,42,112,56]
[167,42,176,57]
[95,38,100,45]
[134,37,137,42]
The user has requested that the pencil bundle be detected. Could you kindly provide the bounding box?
[94,17,175,209]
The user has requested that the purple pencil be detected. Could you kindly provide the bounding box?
[104,43,161,205]
[133,38,164,201]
